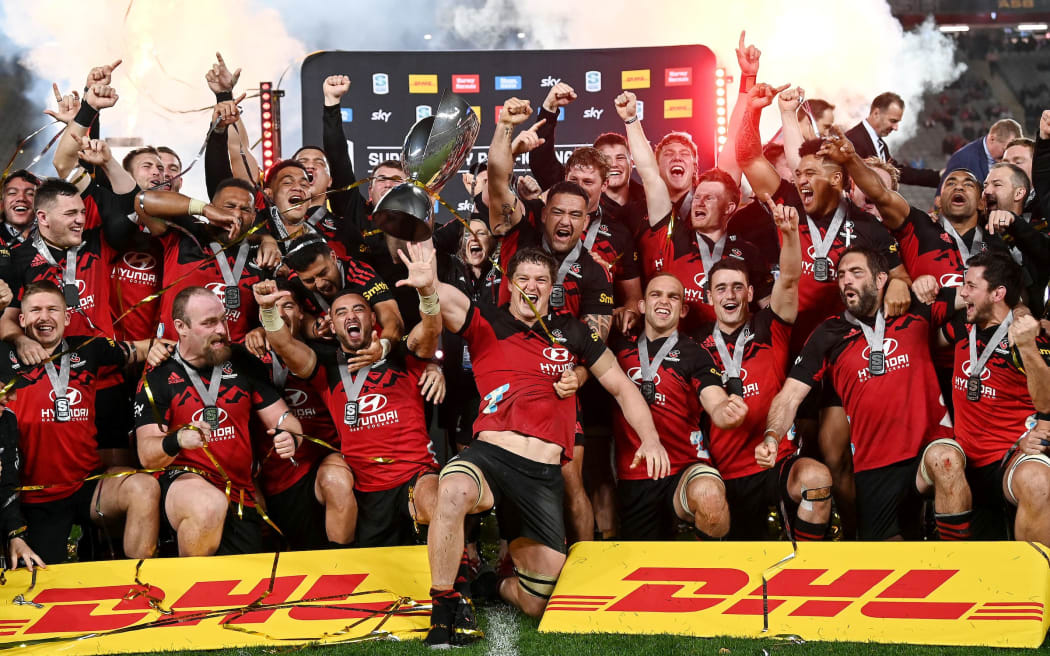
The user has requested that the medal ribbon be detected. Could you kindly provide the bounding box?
[968,311,1014,382]
[336,350,373,415]
[41,339,71,408]
[583,207,602,250]
[941,219,982,263]
[543,238,584,287]
[638,332,679,383]
[32,232,81,304]
[208,240,250,292]
[696,233,726,276]
[712,324,750,379]
[844,310,887,369]
[805,200,847,264]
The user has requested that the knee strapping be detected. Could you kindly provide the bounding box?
[799,485,832,511]
[677,464,723,519]
[514,568,557,600]
[919,438,967,487]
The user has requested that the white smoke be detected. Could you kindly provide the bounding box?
[441,0,965,145]
[0,0,304,199]
[0,0,962,199]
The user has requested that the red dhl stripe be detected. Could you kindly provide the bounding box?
[546,606,603,612]
[549,595,614,600]
[968,615,1043,621]
[979,602,1044,607]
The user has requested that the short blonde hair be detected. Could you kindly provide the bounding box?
[862,156,901,191]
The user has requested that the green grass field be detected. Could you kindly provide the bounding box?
[119,605,1049,656]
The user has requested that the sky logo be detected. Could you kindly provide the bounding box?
[495,75,522,91]
[372,73,389,95]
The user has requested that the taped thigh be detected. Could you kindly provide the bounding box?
[439,459,485,509]
[514,567,558,600]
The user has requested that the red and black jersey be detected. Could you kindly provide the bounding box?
[260,206,348,259]
[307,341,435,493]
[0,336,131,503]
[942,315,1050,467]
[110,239,163,342]
[636,214,771,330]
[495,201,614,319]
[254,350,339,497]
[789,292,954,472]
[156,225,268,343]
[696,308,796,480]
[778,186,902,351]
[295,254,395,318]
[892,206,964,285]
[609,331,722,480]
[7,189,127,339]
[133,345,282,505]
[458,301,607,458]
[585,207,640,283]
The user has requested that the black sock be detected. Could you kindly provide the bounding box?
[935,510,973,540]
[793,517,828,541]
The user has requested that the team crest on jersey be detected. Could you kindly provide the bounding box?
[70,352,80,364]
[569,263,582,276]
[729,248,743,259]
[168,371,184,385]
[551,329,566,343]
[666,349,681,362]
[222,362,234,376]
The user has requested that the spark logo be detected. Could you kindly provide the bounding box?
[621,69,651,89]
[664,98,693,119]
[452,74,480,93]
[408,74,438,94]
[494,75,522,91]
[665,67,693,86]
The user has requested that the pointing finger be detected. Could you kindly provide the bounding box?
[774,83,791,95]
[52,83,62,102]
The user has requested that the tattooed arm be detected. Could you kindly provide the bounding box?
[584,313,612,342]
[487,98,533,236]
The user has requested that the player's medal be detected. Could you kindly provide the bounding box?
[550,284,566,308]
[725,377,744,397]
[54,396,71,422]
[640,380,657,404]
[869,350,885,376]
[812,256,830,282]
[344,401,359,426]
[224,285,241,310]
[202,406,221,429]
[966,375,981,402]
[63,283,80,307]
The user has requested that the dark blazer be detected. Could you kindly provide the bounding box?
[845,121,941,188]
[943,137,991,185]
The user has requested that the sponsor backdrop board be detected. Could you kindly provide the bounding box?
[301,46,716,218]
[0,546,430,654]
[540,541,1050,647]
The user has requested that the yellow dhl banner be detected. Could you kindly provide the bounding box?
[539,541,1050,648]
[0,546,430,655]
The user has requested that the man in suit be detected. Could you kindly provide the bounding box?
[845,92,940,188]
[943,119,1024,185]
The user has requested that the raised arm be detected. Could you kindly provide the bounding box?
[253,280,318,378]
[396,242,442,359]
[735,82,790,201]
[820,127,909,229]
[487,98,532,236]
[615,91,671,225]
[53,84,118,178]
[529,82,576,190]
[769,200,802,323]
[436,281,472,334]
[717,31,762,184]
[777,86,806,173]
[1011,314,1050,413]
[134,190,241,239]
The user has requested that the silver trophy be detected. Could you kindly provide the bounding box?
[373,91,480,242]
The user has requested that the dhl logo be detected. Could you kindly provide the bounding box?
[620,69,650,89]
[0,573,426,636]
[547,567,1044,622]
[664,99,693,119]
[408,74,438,94]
